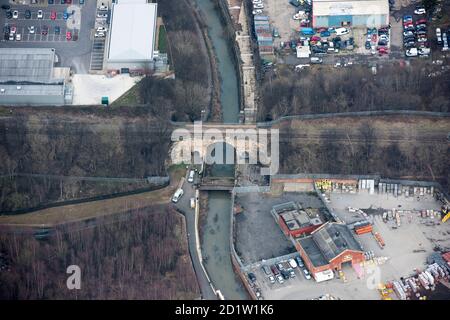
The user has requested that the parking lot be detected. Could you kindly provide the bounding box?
[234,191,326,265]
[0,0,101,73]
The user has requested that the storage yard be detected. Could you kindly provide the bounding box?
[233,176,450,300]
[248,0,449,68]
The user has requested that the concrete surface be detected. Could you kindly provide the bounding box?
[71,74,141,105]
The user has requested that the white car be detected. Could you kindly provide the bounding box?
[187,170,195,183]
[171,188,184,203]
[268,275,275,284]
[418,47,430,55]
[335,27,349,35]
[28,26,35,34]
[253,3,264,9]
[252,9,262,15]
[288,258,298,269]
[37,10,43,19]
[94,32,105,38]
[12,10,18,19]
[15,33,21,41]
[405,47,418,57]
[436,28,442,44]
[252,0,262,4]
[97,13,108,18]
[303,269,312,280]
[96,27,107,33]
[98,5,109,11]
[414,8,426,15]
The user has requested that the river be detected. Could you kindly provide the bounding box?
[194,0,248,299]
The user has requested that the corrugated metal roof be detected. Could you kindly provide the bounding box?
[0,84,64,96]
[0,48,57,84]
[107,2,157,62]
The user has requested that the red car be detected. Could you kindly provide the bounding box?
[378,47,388,55]
[415,18,427,24]
[50,10,56,20]
[66,31,71,40]
[310,35,321,42]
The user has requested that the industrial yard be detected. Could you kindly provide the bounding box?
[233,176,450,300]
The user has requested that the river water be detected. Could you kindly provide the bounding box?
[195,0,247,299]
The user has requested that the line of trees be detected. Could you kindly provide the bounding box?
[279,123,449,192]
[0,205,199,299]
[259,62,450,121]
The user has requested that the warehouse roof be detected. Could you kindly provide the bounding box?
[107,2,157,62]
[298,222,363,267]
[0,84,64,96]
[0,48,59,84]
[313,0,389,17]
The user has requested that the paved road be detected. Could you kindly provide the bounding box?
[175,172,218,300]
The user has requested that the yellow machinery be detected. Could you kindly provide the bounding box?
[442,207,450,223]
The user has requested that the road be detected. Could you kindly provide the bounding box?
[175,171,218,300]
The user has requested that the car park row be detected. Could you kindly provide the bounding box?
[247,255,312,299]
[403,8,431,58]
[2,6,78,42]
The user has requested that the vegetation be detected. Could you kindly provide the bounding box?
[259,63,450,121]
[0,205,199,299]
[278,117,450,192]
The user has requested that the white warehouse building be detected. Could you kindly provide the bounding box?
[312,0,389,28]
[106,0,159,73]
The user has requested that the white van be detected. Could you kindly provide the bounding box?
[188,170,195,183]
[171,188,184,203]
[335,27,349,35]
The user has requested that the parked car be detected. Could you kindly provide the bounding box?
[248,273,256,283]
[42,25,48,35]
[320,30,330,37]
[94,32,105,38]
[15,33,21,41]
[414,7,426,15]
[8,33,14,41]
[303,268,312,280]
[37,10,43,19]
[252,9,262,15]
[50,11,56,20]
[335,27,349,35]
[1,4,11,10]
[416,18,427,25]
[288,258,298,269]
[98,5,109,11]
[289,0,301,7]
[12,10,18,19]
[253,3,264,9]
[271,265,280,275]
[28,26,35,34]
[436,28,442,44]
[405,47,418,57]
[276,274,284,284]
[261,265,271,276]
[79,0,85,4]
[10,26,16,34]
[63,12,69,20]
[268,275,275,284]
[295,256,305,268]
[403,15,413,22]
[97,12,108,18]
[418,47,430,55]
[272,28,280,37]
[48,0,54,4]
[187,170,195,183]
[280,269,290,280]
[25,10,31,19]
[310,56,323,64]
[365,40,371,50]
[6,10,12,19]
[96,27,107,33]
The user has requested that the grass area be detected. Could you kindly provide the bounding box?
[0,169,185,226]
[158,24,168,54]
[111,82,142,107]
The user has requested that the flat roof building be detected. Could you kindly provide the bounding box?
[272,202,325,237]
[312,0,389,28]
[107,0,158,72]
[0,48,69,106]
[295,222,365,281]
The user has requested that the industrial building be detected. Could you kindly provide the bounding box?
[295,222,365,281]
[106,0,159,73]
[312,0,389,28]
[272,202,324,237]
[0,48,70,106]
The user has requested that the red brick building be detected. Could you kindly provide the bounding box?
[296,222,365,282]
